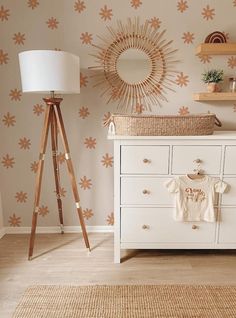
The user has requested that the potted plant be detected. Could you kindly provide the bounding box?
[202,69,224,93]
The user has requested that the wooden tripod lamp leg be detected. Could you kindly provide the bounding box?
[28,105,52,260]
[54,104,90,251]
[51,108,64,234]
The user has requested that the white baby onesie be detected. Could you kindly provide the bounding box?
[166,175,228,222]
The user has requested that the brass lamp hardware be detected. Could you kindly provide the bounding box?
[192,224,198,230]
[143,158,151,164]
[142,224,150,230]
[142,189,150,195]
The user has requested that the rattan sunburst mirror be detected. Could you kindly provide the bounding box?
[90,17,178,113]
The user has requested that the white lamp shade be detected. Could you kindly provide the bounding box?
[18,50,80,94]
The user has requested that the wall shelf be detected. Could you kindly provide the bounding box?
[196,43,236,55]
[193,92,236,101]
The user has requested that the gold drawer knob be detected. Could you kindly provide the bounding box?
[194,159,202,164]
[192,224,198,230]
[142,224,150,230]
[143,158,151,164]
[142,189,150,195]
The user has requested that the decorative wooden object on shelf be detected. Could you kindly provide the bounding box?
[196,43,236,55]
[193,92,236,101]
[89,17,178,112]
[204,31,227,44]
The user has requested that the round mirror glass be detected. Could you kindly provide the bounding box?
[117,48,152,84]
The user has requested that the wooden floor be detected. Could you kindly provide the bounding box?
[1,233,236,317]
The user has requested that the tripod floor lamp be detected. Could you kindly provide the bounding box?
[19,50,90,260]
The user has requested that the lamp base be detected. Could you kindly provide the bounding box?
[28,98,90,260]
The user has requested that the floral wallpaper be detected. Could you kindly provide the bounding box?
[1,0,236,229]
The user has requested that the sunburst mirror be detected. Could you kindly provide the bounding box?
[90,17,178,113]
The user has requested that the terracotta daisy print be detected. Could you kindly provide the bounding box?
[28,0,39,9]
[39,205,49,217]
[54,186,66,197]
[228,56,236,69]
[9,89,21,101]
[202,5,215,21]
[15,191,27,203]
[2,154,15,169]
[57,152,65,165]
[234,0,236,7]
[131,0,142,9]
[80,72,88,87]
[83,208,94,220]
[106,212,114,225]
[13,32,25,45]
[33,104,44,116]
[176,72,189,87]
[223,32,230,41]
[178,106,190,116]
[198,54,212,64]
[148,17,161,30]
[74,0,86,13]
[2,112,16,127]
[19,137,31,150]
[99,5,113,21]
[0,5,10,21]
[182,32,194,44]
[9,213,21,227]
[101,153,113,168]
[79,106,90,119]
[79,176,92,190]
[0,49,9,65]
[46,17,59,30]
[80,32,93,45]
[177,0,188,13]
[84,137,96,149]
[31,161,38,173]
[233,104,236,112]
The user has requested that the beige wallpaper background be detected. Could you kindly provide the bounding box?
[1,0,236,229]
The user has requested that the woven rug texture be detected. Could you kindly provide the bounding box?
[13,285,236,318]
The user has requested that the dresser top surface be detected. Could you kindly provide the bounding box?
[108,131,236,140]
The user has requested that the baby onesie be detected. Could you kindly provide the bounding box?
[166,175,228,222]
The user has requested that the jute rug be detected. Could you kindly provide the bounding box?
[13,285,236,318]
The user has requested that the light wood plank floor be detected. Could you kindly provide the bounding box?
[1,233,236,317]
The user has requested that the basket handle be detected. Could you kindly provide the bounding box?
[215,116,222,127]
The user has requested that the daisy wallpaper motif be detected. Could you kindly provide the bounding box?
[1,0,236,229]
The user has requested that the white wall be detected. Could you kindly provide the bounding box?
[1,0,236,230]
[0,192,5,238]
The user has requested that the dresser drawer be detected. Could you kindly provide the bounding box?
[224,146,236,174]
[121,208,216,243]
[218,208,236,243]
[121,177,172,205]
[172,146,221,175]
[221,178,236,205]
[121,146,169,174]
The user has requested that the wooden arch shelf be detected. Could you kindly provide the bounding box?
[196,43,236,55]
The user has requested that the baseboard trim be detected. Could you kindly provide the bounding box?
[0,227,6,239]
[4,225,114,234]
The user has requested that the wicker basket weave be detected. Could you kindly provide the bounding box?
[107,113,221,136]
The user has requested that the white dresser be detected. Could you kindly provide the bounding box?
[109,131,236,263]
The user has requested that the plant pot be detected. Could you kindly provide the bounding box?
[207,82,221,93]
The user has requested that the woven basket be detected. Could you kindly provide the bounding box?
[107,113,221,136]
